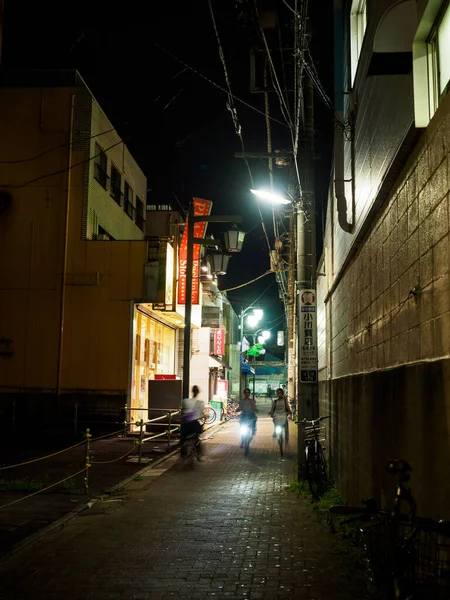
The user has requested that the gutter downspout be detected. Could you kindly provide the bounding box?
[56,94,75,402]
[333,0,354,234]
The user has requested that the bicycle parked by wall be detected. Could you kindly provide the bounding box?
[330,459,450,599]
[224,399,239,421]
[298,415,330,499]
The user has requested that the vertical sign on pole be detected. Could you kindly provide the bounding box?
[214,328,226,356]
[178,198,212,305]
[299,289,317,382]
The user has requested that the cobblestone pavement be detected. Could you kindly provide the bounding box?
[0,415,369,600]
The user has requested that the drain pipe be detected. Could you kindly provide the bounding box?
[334,123,355,234]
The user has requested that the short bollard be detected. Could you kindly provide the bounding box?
[167,411,172,451]
[84,428,91,494]
[138,419,144,465]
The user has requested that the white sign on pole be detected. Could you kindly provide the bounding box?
[299,289,317,383]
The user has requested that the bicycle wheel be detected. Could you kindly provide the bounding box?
[200,406,216,426]
[244,436,250,456]
[307,444,327,499]
[278,433,284,457]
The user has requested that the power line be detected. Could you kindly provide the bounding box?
[219,270,274,293]
[149,37,288,128]
[207,0,272,253]
[1,139,124,189]
[0,127,116,164]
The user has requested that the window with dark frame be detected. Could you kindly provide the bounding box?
[94,144,108,189]
[136,196,145,230]
[124,182,136,220]
[110,165,123,205]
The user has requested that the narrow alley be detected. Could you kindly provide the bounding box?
[0,413,369,600]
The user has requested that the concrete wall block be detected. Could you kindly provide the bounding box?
[432,234,449,278]
[407,200,419,237]
[420,318,434,359]
[397,211,408,248]
[407,327,421,362]
[415,148,430,195]
[397,185,408,219]
[434,313,450,357]
[433,279,450,318]
[429,196,449,247]
[419,160,449,221]
[419,249,433,290]
[428,123,448,177]
[406,170,418,208]
[407,229,420,268]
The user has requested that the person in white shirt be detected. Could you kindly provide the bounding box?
[269,388,292,443]
[181,385,205,456]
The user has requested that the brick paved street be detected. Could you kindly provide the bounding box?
[0,414,369,600]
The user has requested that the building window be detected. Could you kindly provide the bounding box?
[136,196,145,231]
[110,165,123,206]
[350,0,367,84]
[124,182,136,220]
[94,143,108,189]
[413,0,450,127]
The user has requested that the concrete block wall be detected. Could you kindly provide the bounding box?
[318,90,450,519]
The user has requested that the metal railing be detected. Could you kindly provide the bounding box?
[0,408,181,511]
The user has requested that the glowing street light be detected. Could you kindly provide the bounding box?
[250,189,291,205]
[247,314,260,328]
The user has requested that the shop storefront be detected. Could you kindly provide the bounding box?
[131,306,177,421]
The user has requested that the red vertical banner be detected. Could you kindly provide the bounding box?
[178,198,213,305]
[214,328,226,356]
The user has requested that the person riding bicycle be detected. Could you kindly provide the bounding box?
[239,388,257,441]
[269,388,292,443]
[181,385,205,457]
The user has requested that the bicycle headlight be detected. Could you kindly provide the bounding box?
[240,425,249,435]
[275,426,282,434]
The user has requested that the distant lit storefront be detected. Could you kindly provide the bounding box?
[131,306,177,419]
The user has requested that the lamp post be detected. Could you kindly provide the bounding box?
[182,204,244,400]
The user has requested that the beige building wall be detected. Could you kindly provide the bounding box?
[0,78,149,423]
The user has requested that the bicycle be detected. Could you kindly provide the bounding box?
[274,419,286,456]
[180,433,202,468]
[199,404,217,426]
[330,459,450,599]
[224,399,239,421]
[299,415,329,500]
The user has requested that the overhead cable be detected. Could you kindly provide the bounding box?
[149,37,288,128]
[2,140,124,189]
[207,0,272,253]
[0,127,116,164]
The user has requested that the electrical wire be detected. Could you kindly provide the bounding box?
[0,127,115,164]
[253,0,293,131]
[220,270,274,293]
[149,37,288,128]
[2,140,124,189]
[207,0,272,253]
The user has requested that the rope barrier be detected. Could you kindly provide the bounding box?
[0,440,86,472]
[0,468,87,511]
[90,445,137,465]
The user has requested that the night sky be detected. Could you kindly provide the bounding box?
[2,0,333,326]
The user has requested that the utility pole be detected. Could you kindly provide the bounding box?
[296,73,318,477]
[286,199,296,409]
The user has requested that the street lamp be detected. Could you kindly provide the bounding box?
[209,251,230,276]
[182,203,245,400]
[250,188,291,205]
